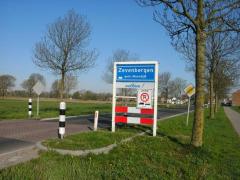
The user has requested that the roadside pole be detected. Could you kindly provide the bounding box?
[33,81,44,119]
[153,62,159,136]
[186,97,190,126]
[37,95,39,118]
[94,110,99,131]
[112,63,116,133]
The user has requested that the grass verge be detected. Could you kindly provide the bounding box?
[0,108,240,179]
[0,99,111,120]
[43,130,137,150]
[231,106,240,113]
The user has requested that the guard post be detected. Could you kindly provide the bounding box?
[28,98,32,118]
[94,110,99,131]
[58,102,66,139]
[112,61,159,136]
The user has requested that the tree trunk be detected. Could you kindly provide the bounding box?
[60,71,65,99]
[191,30,206,147]
[1,90,4,98]
[191,2,206,147]
[209,71,214,119]
[3,89,6,98]
[166,88,168,102]
[30,88,33,97]
[214,93,218,113]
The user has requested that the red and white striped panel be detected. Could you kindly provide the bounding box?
[115,116,153,125]
[115,106,154,115]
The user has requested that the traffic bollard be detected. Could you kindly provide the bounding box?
[58,102,66,139]
[28,98,32,117]
[94,110,99,131]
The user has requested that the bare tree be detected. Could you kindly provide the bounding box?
[51,80,60,98]
[138,0,240,147]
[64,75,78,98]
[214,59,240,112]
[184,32,240,118]
[102,49,138,84]
[51,76,78,98]
[158,72,172,101]
[0,75,16,98]
[21,73,46,97]
[33,10,97,99]
[159,74,186,100]
[206,32,240,118]
[169,77,187,98]
[177,31,240,119]
[102,49,138,103]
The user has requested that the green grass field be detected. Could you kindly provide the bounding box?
[0,99,111,120]
[1,107,240,179]
[0,98,188,120]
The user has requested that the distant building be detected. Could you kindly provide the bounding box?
[232,90,240,106]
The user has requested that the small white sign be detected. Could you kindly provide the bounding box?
[137,89,152,109]
[33,81,44,95]
[116,82,155,89]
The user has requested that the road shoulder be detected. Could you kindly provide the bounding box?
[0,145,39,170]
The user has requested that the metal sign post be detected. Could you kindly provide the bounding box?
[153,63,158,136]
[37,95,40,117]
[112,64,117,133]
[184,84,195,126]
[33,81,44,118]
[186,97,191,126]
[112,61,158,136]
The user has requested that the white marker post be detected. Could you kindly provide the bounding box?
[184,84,195,126]
[94,110,99,131]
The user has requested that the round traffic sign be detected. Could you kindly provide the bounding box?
[140,93,149,102]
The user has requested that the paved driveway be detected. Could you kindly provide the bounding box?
[0,120,90,154]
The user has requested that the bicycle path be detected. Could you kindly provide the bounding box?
[224,107,240,136]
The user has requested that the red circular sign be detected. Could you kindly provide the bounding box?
[140,93,149,102]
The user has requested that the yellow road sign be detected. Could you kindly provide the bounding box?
[184,84,195,97]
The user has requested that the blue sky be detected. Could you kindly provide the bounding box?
[0,0,194,93]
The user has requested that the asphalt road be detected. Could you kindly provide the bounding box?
[0,108,189,155]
